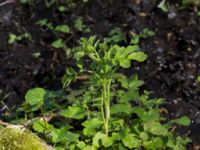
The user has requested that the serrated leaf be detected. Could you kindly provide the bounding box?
[32,120,53,133]
[170,116,190,126]
[25,87,46,110]
[61,106,86,120]
[82,118,102,136]
[127,52,147,62]
[55,25,70,33]
[51,127,68,143]
[111,104,133,115]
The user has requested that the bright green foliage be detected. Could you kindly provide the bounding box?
[32,120,54,133]
[21,33,191,149]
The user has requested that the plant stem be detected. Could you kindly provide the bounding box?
[102,79,112,136]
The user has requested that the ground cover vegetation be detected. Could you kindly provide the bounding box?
[0,0,200,149]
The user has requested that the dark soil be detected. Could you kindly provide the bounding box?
[0,0,200,148]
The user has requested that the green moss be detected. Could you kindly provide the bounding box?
[0,127,47,150]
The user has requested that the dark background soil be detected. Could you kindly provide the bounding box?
[0,0,200,148]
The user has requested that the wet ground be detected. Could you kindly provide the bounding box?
[0,0,200,148]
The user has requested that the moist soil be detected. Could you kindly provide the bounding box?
[0,0,200,148]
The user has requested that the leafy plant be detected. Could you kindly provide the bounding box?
[20,33,191,149]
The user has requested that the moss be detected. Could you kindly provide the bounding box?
[0,127,47,150]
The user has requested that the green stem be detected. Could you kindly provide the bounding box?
[102,79,112,136]
[101,91,106,131]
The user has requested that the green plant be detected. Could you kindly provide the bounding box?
[35,18,91,59]
[8,33,31,45]
[21,34,191,149]
[74,18,91,33]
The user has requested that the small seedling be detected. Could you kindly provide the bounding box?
[8,33,31,45]
[74,18,91,33]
